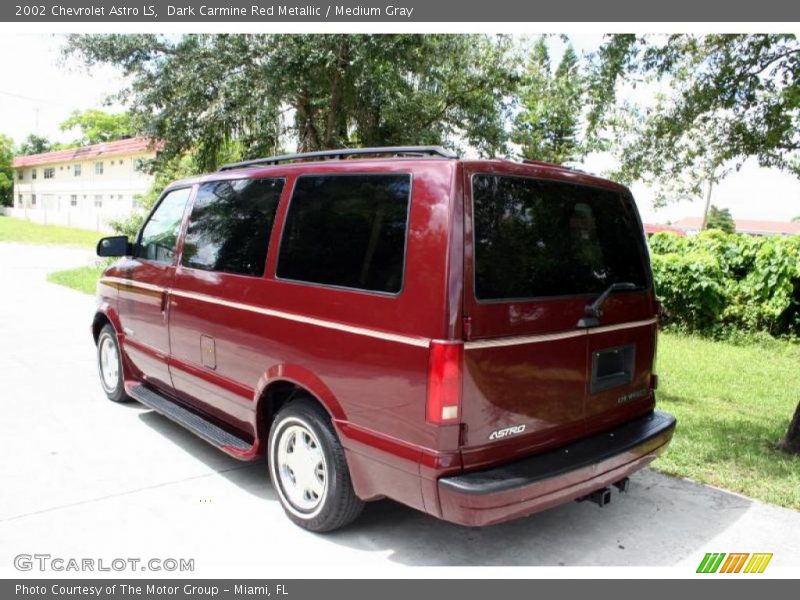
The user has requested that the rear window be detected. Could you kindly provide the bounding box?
[472,174,648,301]
[181,178,284,277]
[277,174,411,294]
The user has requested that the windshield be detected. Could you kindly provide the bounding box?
[472,174,649,301]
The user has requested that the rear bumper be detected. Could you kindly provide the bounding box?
[438,410,676,526]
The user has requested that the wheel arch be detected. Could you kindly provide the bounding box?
[92,304,123,343]
[254,364,346,444]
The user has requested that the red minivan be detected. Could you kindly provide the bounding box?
[93,146,675,531]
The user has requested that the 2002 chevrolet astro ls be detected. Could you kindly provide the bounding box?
[92,146,676,531]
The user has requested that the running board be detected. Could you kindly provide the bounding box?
[129,384,253,452]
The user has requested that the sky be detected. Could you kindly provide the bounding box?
[0,33,798,224]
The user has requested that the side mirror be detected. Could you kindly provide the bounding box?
[96,236,131,258]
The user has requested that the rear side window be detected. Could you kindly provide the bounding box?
[181,178,284,277]
[135,187,192,264]
[277,174,411,294]
[472,174,648,300]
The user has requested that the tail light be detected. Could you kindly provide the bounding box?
[426,341,463,425]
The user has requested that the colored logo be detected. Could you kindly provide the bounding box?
[696,553,773,574]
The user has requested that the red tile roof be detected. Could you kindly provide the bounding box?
[644,224,686,236]
[12,137,160,168]
[673,216,800,236]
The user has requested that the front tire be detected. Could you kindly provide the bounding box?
[96,324,131,403]
[268,399,364,532]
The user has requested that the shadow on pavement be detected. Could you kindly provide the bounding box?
[137,407,753,567]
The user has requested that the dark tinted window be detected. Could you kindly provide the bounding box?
[135,187,192,264]
[277,174,411,294]
[472,174,648,300]
[181,178,284,277]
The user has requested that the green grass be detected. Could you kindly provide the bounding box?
[0,215,101,248]
[46,265,104,295]
[656,331,800,510]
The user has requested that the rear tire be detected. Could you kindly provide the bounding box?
[96,324,132,403]
[268,398,364,532]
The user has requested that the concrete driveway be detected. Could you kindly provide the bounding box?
[1,241,798,574]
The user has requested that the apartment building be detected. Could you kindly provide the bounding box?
[8,137,157,231]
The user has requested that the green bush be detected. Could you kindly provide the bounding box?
[649,231,800,337]
[651,249,727,331]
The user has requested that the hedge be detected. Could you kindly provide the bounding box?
[648,230,800,337]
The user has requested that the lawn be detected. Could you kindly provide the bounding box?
[46,265,105,295]
[0,215,101,248]
[655,331,800,510]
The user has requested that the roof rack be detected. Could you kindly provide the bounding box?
[218,146,458,171]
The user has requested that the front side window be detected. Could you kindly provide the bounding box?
[181,178,284,277]
[135,187,192,264]
[277,174,411,294]
[472,174,648,301]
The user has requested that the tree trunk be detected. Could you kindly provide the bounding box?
[700,178,714,230]
[324,41,349,149]
[780,401,800,454]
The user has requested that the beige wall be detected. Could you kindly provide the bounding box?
[12,151,156,231]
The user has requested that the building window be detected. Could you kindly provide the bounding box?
[31,194,37,206]
[70,195,78,207]
[31,169,37,180]
[17,171,23,181]
[17,194,23,206]
[94,195,103,208]
[95,162,104,175]
[43,168,55,179]
[74,164,81,176]
[134,158,146,173]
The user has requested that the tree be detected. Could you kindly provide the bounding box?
[705,205,736,233]
[18,134,54,155]
[64,34,518,171]
[0,134,14,207]
[512,38,589,164]
[781,402,800,454]
[792,216,800,223]
[590,34,800,452]
[60,109,134,145]
[590,35,800,210]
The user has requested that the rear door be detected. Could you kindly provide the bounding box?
[460,167,655,469]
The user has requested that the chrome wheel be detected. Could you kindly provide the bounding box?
[98,335,120,393]
[275,423,327,513]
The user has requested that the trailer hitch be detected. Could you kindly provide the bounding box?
[578,478,631,507]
